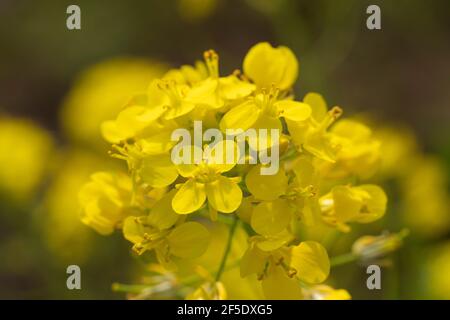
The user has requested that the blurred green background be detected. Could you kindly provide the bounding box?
[0,0,449,299]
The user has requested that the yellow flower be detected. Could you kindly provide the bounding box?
[123,193,210,269]
[320,119,381,179]
[245,161,323,231]
[101,97,177,144]
[163,60,208,86]
[240,235,330,300]
[172,141,243,216]
[374,125,418,178]
[79,171,134,235]
[43,149,110,262]
[75,42,399,300]
[244,165,294,235]
[0,116,54,202]
[425,242,450,299]
[288,103,343,163]
[320,184,387,232]
[101,80,193,144]
[243,42,298,90]
[288,241,330,284]
[185,50,255,115]
[220,87,311,150]
[102,51,255,144]
[245,164,288,201]
[400,156,450,238]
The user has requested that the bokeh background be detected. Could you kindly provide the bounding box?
[0,0,449,299]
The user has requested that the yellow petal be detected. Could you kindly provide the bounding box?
[172,179,206,214]
[248,114,282,151]
[255,230,294,252]
[289,241,330,284]
[277,46,299,90]
[136,130,176,155]
[303,92,327,121]
[122,216,146,244]
[101,120,125,144]
[147,79,169,106]
[237,196,254,224]
[147,190,179,230]
[174,144,202,177]
[139,154,179,188]
[262,264,303,300]
[352,185,387,223]
[112,106,152,140]
[243,42,298,90]
[304,129,336,163]
[219,100,260,132]
[164,101,196,120]
[205,140,239,173]
[276,100,312,122]
[331,185,362,222]
[206,176,242,213]
[245,165,288,201]
[187,78,223,109]
[119,106,154,128]
[331,119,372,141]
[240,245,268,277]
[167,222,210,258]
[219,75,256,100]
[251,199,292,235]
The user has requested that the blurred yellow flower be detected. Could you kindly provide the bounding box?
[426,242,450,299]
[43,149,116,262]
[0,116,54,202]
[400,156,450,238]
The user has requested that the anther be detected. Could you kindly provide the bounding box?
[287,268,297,278]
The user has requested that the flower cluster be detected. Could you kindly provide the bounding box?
[79,42,387,299]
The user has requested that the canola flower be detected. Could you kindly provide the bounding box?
[80,42,392,300]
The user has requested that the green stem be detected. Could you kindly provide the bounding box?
[215,216,239,281]
[330,252,358,267]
